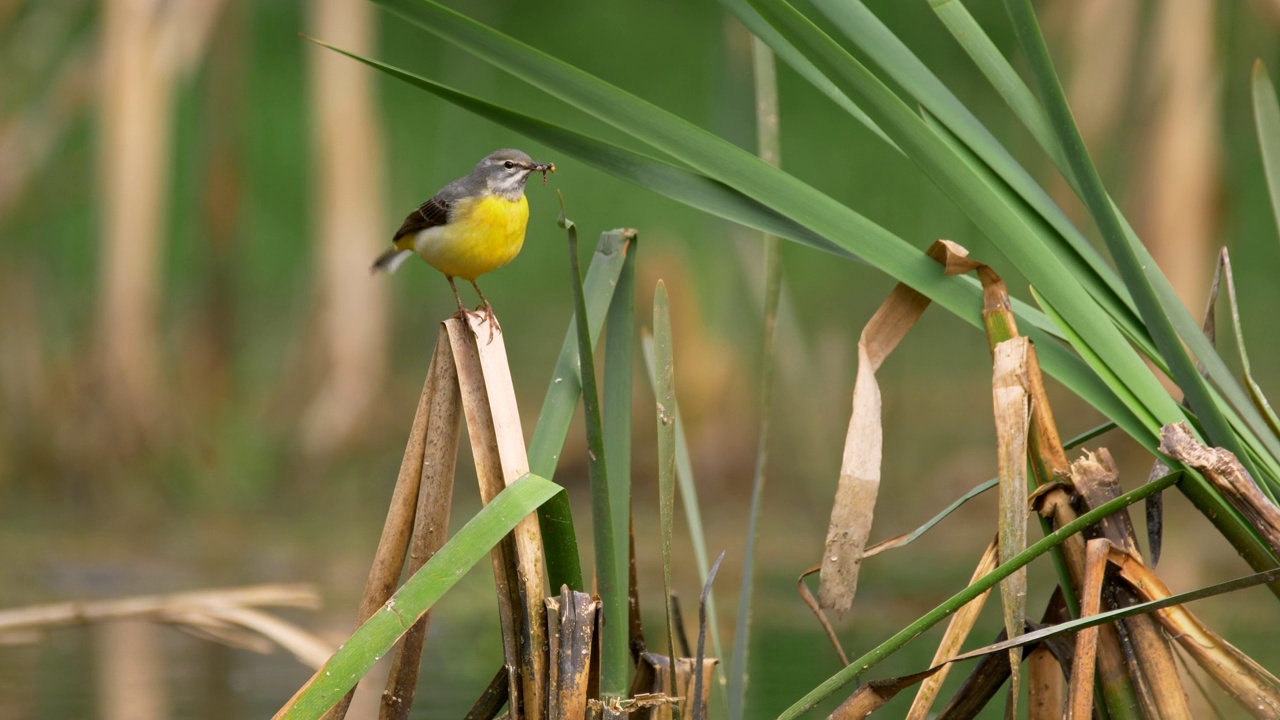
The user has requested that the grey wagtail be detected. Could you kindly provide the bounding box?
[372,148,555,322]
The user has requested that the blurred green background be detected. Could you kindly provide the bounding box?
[3,0,1280,717]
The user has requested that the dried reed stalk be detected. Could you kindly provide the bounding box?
[324,332,449,720]
[905,539,998,720]
[0,583,328,673]
[1110,546,1280,717]
[1068,539,1109,720]
[380,329,463,719]
[1071,450,1190,718]
[449,313,549,720]
[546,587,600,720]
[1160,423,1280,555]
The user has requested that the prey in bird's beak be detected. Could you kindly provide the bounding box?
[534,162,556,185]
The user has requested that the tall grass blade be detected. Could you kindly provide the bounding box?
[652,281,679,676]
[1217,249,1280,440]
[601,230,638,702]
[1252,61,1280,252]
[527,228,632,593]
[727,35,783,720]
[557,196,627,701]
[693,552,727,720]
[274,474,563,720]
[926,0,1067,177]
[640,335,724,673]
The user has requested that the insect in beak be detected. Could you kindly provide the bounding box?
[534,162,556,185]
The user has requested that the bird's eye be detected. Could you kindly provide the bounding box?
[503,161,515,169]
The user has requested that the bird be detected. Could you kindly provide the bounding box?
[372,148,555,328]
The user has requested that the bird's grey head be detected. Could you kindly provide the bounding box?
[473,149,554,200]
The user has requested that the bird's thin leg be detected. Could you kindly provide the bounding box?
[447,276,468,315]
[470,280,492,311]
[470,280,498,342]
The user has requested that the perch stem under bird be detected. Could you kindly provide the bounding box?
[371,148,555,333]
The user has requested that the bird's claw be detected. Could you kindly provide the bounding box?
[457,304,498,344]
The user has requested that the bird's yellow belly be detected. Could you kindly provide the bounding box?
[411,194,529,281]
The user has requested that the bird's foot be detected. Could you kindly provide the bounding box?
[476,303,499,344]
[450,304,498,344]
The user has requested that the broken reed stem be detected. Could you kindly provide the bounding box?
[1160,422,1280,556]
[1071,450,1190,719]
[324,344,443,720]
[448,314,549,720]
[0,584,320,634]
[381,327,463,720]
[1068,539,1108,720]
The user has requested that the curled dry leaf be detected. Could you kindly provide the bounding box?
[818,240,978,613]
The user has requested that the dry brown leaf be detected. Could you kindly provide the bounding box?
[818,240,976,613]
[992,337,1031,715]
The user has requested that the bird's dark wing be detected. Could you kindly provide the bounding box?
[393,194,451,242]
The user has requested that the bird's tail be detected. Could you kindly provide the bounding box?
[371,248,413,274]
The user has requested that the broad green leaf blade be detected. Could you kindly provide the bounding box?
[999,0,1258,483]
[653,281,679,670]
[802,0,1139,344]
[601,228,638,698]
[1253,60,1280,253]
[308,36,839,258]
[776,470,1185,719]
[353,2,1267,506]
[743,0,1184,438]
[927,0,1069,177]
[920,1,1280,476]
[527,229,631,593]
[275,474,562,720]
[558,201,626,699]
[718,0,897,150]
